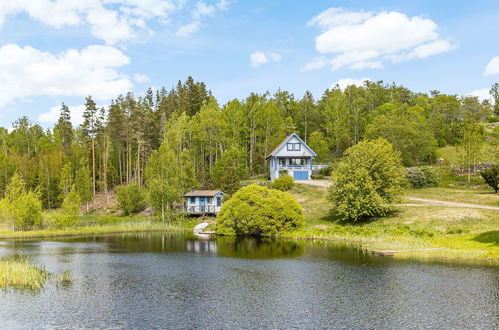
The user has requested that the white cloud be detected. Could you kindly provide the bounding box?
[307,8,454,70]
[176,21,201,37]
[468,88,493,103]
[176,0,230,38]
[250,51,281,68]
[38,104,105,126]
[133,73,150,83]
[250,52,268,68]
[331,77,371,90]
[0,0,183,44]
[484,56,499,76]
[0,44,132,107]
[192,2,216,19]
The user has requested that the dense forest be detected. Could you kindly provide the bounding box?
[0,76,498,211]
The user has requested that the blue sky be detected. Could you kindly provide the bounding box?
[0,0,498,128]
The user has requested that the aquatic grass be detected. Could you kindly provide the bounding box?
[54,271,72,287]
[0,255,48,291]
[0,216,195,240]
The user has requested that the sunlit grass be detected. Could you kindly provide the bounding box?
[281,183,499,265]
[0,216,195,239]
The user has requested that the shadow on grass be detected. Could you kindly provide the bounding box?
[473,231,499,246]
[319,209,402,227]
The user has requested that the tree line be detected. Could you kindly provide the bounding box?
[0,77,498,218]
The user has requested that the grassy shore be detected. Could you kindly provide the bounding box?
[0,216,194,240]
[281,182,499,265]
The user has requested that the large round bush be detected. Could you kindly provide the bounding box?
[116,184,146,215]
[216,184,304,237]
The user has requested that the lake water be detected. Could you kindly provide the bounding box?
[0,233,497,329]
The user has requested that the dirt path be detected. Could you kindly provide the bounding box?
[295,180,331,187]
[402,197,499,211]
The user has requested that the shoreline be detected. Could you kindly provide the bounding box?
[1,221,496,266]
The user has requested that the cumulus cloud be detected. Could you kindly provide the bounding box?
[250,51,281,68]
[306,8,455,70]
[0,44,132,107]
[331,77,371,90]
[484,56,499,76]
[38,103,106,126]
[0,0,184,44]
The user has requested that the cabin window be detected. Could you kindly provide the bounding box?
[216,197,222,207]
[287,143,293,151]
[207,197,212,204]
[190,197,196,204]
[293,143,301,151]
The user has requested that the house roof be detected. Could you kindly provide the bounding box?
[184,190,223,197]
[266,133,317,159]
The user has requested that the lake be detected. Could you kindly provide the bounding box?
[0,233,497,329]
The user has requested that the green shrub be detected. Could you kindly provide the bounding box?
[329,139,406,222]
[216,184,304,237]
[311,174,325,180]
[406,166,439,188]
[12,191,43,230]
[271,175,294,191]
[319,166,333,177]
[116,184,146,215]
[481,164,498,193]
[57,185,81,227]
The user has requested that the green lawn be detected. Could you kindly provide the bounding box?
[284,183,499,265]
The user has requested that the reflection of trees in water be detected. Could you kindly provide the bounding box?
[216,237,304,259]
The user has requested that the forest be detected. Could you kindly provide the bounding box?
[0,76,498,219]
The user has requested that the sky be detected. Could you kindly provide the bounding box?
[0,0,498,128]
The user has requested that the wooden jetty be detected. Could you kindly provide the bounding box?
[371,248,445,256]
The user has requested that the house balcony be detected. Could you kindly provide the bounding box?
[276,164,328,171]
[186,205,217,214]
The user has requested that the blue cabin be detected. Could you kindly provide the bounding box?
[266,133,319,181]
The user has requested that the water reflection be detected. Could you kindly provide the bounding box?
[0,233,497,329]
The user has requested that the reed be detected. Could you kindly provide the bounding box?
[0,255,48,290]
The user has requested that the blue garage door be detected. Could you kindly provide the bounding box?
[293,171,309,180]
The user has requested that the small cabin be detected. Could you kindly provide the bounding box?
[267,133,321,181]
[184,190,224,215]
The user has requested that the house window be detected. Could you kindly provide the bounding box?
[279,158,286,165]
[293,143,301,151]
[290,158,305,165]
[190,197,196,204]
[207,197,212,204]
[216,197,222,207]
[287,143,293,151]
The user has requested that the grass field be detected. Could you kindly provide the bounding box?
[282,182,499,265]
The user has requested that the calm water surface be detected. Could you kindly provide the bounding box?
[0,233,497,329]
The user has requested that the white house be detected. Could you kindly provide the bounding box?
[184,190,224,215]
[267,133,324,181]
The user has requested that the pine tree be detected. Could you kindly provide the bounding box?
[54,103,73,154]
[82,96,99,195]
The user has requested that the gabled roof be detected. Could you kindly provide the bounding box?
[184,190,223,197]
[266,133,317,159]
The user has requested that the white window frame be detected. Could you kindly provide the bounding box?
[293,143,301,151]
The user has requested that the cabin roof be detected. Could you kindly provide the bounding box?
[184,190,223,197]
[266,133,317,159]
